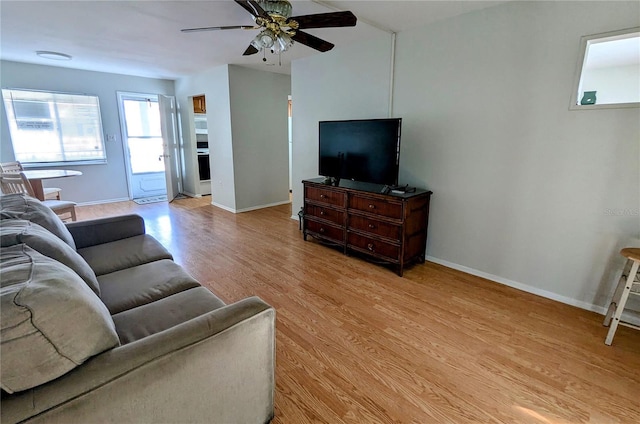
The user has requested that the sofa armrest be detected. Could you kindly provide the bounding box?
[66,214,146,249]
[2,296,276,424]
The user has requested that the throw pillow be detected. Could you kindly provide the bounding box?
[0,220,100,296]
[0,194,76,249]
[0,244,119,394]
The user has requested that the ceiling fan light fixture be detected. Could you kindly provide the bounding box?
[251,29,276,49]
[277,32,293,52]
[269,32,293,55]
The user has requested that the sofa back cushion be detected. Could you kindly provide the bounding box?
[0,194,75,249]
[0,244,119,393]
[0,220,100,295]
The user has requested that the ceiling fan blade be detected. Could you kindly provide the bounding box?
[243,44,260,56]
[234,0,269,19]
[292,30,334,52]
[289,11,357,29]
[181,25,255,33]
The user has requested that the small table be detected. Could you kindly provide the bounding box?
[22,170,82,201]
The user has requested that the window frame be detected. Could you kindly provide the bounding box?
[569,27,640,110]
[2,88,108,166]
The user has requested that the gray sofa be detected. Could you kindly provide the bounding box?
[0,194,275,424]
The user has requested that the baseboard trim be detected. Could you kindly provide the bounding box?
[211,201,236,213]
[77,197,130,206]
[426,255,607,315]
[212,200,291,214]
[236,200,291,213]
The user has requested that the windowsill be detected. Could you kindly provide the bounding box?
[21,160,108,168]
[569,102,640,110]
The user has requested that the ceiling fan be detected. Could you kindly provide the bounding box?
[181,0,357,58]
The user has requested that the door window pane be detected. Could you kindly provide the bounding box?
[123,100,161,137]
[128,137,164,174]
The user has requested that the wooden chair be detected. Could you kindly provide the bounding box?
[603,248,640,345]
[0,161,62,200]
[0,171,77,221]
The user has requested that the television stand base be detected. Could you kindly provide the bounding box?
[302,178,432,277]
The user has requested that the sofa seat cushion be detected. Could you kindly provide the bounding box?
[97,259,201,314]
[77,234,172,276]
[0,245,119,394]
[0,194,76,249]
[0,220,100,295]
[112,287,226,344]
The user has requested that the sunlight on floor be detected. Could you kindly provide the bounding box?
[514,406,555,423]
[512,405,603,424]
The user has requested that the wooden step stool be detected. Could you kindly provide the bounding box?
[603,248,640,345]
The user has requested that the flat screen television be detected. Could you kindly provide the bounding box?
[318,118,402,186]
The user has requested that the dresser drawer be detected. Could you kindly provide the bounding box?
[306,220,344,244]
[349,194,403,219]
[348,215,401,241]
[347,232,400,261]
[305,204,344,226]
[305,186,345,208]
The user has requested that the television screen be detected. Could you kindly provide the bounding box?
[319,118,402,185]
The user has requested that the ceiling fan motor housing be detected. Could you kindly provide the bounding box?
[255,0,298,36]
[258,0,292,19]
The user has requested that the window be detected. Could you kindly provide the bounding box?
[2,89,107,165]
[570,27,640,109]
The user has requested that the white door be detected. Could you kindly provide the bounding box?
[158,95,181,201]
[118,93,167,199]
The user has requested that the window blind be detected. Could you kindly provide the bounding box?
[2,89,107,165]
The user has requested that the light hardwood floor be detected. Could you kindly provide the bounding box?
[78,198,640,424]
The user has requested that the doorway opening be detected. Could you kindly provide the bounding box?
[191,94,211,196]
[118,93,167,200]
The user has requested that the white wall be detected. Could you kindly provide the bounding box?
[0,60,174,204]
[393,1,640,311]
[291,32,393,218]
[175,65,235,207]
[228,65,291,211]
[175,65,291,212]
[581,64,640,104]
[291,1,640,314]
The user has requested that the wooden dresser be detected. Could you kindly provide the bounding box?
[302,178,432,276]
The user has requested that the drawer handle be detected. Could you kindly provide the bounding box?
[368,224,376,229]
[367,243,375,252]
[320,194,327,199]
[368,204,375,209]
[319,227,325,233]
[320,210,326,215]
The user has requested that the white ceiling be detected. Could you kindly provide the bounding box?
[586,35,640,69]
[0,1,505,80]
